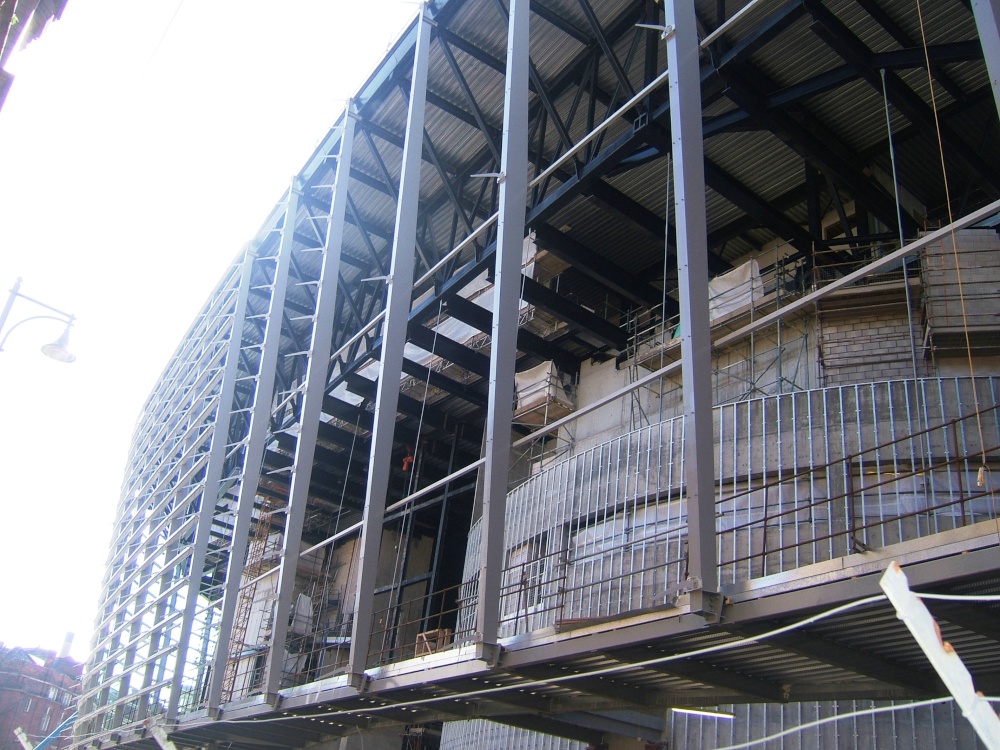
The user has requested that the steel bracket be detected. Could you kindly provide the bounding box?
[475,641,503,667]
[349,672,372,692]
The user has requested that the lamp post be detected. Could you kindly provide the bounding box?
[0,277,77,362]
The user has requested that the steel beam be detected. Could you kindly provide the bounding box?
[444,294,576,372]
[475,0,530,655]
[166,248,255,719]
[438,36,502,164]
[721,63,919,239]
[407,323,492,377]
[857,0,966,103]
[520,276,627,351]
[973,0,1000,116]
[262,111,357,696]
[806,0,1000,194]
[665,0,718,611]
[532,222,665,307]
[577,0,635,101]
[347,6,431,681]
[729,626,936,695]
[207,183,300,709]
[608,648,787,702]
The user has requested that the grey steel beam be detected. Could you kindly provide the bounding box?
[607,648,787,702]
[512,665,663,708]
[262,110,357,697]
[519,275,627,351]
[577,0,636,101]
[346,192,387,273]
[856,0,966,103]
[720,64,919,236]
[438,36,502,164]
[727,626,936,695]
[346,6,431,681]
[474,0,530,656]
[400,356,489,409]
[166,247,255,719]
[444,294,576,372]
[406,323,492,377]
[531,222,665,307]
[973,0,1000,116]
[553,711,665,744]
[490,0,574,153]
[343,373,453,432]
[806,0,1000,194]
[665,0,718,613]
[207,183,300,710]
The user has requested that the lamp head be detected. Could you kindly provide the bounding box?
[41,324,75,363]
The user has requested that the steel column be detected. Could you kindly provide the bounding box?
[665,0,718,610]
[263,111,357,696]
[166,249,255,719]
[207,183,300,709]
[474,0,530,655]
[347,7,431,681]
[973,0,1000,116]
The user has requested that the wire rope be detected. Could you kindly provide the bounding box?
[73,587,1000,742]
[914,0,988,470]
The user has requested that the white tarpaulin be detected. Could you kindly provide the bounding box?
[515,360,571,412]
[708,258,761,321]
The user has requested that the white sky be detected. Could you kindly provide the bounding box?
[0,0,416,663]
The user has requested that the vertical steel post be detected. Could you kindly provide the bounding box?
[665,0,718,612]
[263,112,357,696]
[973,0,1000,116]
[474,0,530,657]
[207,183,300,709]
[167,253,254,719]
[347,9,431,681]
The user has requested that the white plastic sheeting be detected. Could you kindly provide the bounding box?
[514,360,572,413]
[708,258,761,321]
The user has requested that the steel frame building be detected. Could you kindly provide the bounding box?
[76,0,1000,748]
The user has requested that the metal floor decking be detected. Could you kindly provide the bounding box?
[114,522,1000,748]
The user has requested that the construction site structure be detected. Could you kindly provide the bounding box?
[75,1,1000,750]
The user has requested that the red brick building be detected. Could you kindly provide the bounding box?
[0,644,81,750]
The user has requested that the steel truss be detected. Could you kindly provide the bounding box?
[77,0,1000,747]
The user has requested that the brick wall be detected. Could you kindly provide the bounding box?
[818,308,931,386]
[0,647,81,750]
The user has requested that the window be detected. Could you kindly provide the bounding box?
[40,707,52,732]
[24,697,32,712]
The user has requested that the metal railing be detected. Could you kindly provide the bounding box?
[183,377,998,682]
[365,582,472,667]
[468,377,999,637]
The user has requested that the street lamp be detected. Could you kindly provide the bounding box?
[0,278,77,363]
